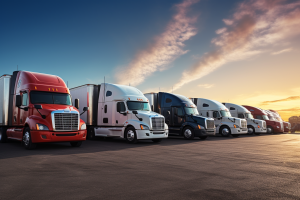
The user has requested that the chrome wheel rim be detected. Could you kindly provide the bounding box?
[248,127,254,134]
[23,132,30,146]
[184,129,192,138]
[267,128,272,133]
[127,130,135,141]
[222,128,229,136]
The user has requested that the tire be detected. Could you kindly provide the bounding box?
[220,126,231,137]
[70,141,82,147]
[0,127,7,143]
[152,139,162,143]
[199,136,207,140]
[267,126,274,134]
[183,127,194,140]
[23,127,37,150]
[247,126,255,135]
[125,127,138,143]
[87,127,95,140]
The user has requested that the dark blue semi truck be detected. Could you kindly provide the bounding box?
[144,92,215,140]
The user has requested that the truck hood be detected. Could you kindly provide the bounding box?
[225,117,247,128]
[134,110,164,118]
[35,104,79,118]
[132,110,165,130]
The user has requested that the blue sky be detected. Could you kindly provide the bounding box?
[1,0,300,120]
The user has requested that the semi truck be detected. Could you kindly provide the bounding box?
[0,71,87,149]
[269,110,291,132]
[264,110,284,133]
[223,103,267,135]
[243,105,283,133]
[190,98,248,137]
[144,92,215,140]
[70,84,168,143]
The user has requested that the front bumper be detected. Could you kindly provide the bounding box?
[136,129,168,140]
[31,130,87,143]
[284,127,291,132]
[273,126,284,133]
[194,128,216,137]
[255,127,267,133]
[231,127,248,135]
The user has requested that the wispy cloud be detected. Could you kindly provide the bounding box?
[173,0,300,91]
[261,96,300,105]
[116,0,199,86]
[272,48,292,55]
[277,107,300,112]
[198,84,214,88]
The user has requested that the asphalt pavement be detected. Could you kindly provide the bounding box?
[1,133,300,200]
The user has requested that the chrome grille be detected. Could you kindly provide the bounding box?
[151,117,164,130]
[241,120,247,128]
[280,122,283,130]
[262,121,266,128]
[206,119,215,129]
[54,113,79,131]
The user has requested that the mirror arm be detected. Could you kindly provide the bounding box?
[36,108,46,119]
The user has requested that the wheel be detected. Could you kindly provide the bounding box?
[247,126,255,135]
[70,141,82,147]
[220,126,231,137]
[0,127,7,143]
[267,126,273,134]
[125,127,138,143]
[87,127,95,140]
[23,127,37,150]
[183,127,194,140]
[152,139,162,143]
[232,134,239,137]
[199,136,207,140]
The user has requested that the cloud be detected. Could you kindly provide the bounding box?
[198,84,214,88]
[173,0,300,91]
[115,0,199,86]
[271,48,292,55]
[261,96,300,105]
[277,107,300,112]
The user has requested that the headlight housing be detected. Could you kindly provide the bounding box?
[277,126,279,128]
[140,124,149,130]
[36,123,49,131]
[233,124,240,128]
[81,123,86,130]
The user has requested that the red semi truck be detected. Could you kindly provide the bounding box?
[269,110,291,132]
[0,71,87,149]
[243,105,284,134]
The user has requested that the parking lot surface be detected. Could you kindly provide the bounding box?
[1,133,300,200]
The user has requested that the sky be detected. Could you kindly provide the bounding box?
[1,0,300,121]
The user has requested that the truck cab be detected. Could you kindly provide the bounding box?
[191,98,248,137]
[144,92,215,140]
[243,105,283,133]
[223,103,267,135]
[269,110,290,132]
[0,71,87,149]
[70,83,168,143]
[265,110,284,133]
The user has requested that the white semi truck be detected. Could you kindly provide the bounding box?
[223,103,267,135]
[70,83,168,143]
[190,98,248,137]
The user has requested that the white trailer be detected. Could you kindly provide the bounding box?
[191,98,248,137]
[70,83,168,143]
[223,103,267,135]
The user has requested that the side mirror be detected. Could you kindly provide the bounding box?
[34,105,43,109]
[132,110,138,114]
[83,107,88,112]
[75,99,79,109]
[16,95,21,107]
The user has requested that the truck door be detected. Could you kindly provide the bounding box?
[115,101,128,126]
[213,111,222,126]
[17,91,29,139]
[171,107,184,134]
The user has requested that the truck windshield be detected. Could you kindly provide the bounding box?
[268,115,276,121]
[245,113,254,119]
[184,107,199,115]
[127,101,150,111]
[262,115,269,120]
[30,91,72,105]
[220,110,232,117]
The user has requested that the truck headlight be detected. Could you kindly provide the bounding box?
[233,124,240,128]
[140,124,149,130]
[36,123,49,131]
[81,123,86,130]
[277,126,279,128]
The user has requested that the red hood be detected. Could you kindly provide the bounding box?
[39,104,78,112]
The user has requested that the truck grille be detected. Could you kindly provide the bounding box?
[54,113,79,131]
[280,122,283,130]
[206,119,215,129]
[262,121,266,128]
[241,120,247,128]
[151,117,164,130]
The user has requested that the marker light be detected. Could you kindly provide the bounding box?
[36,124,49,131]
[198,125,201,129]
[233,124,237,128]
[140,124,149,130]
[257,125,260,128]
